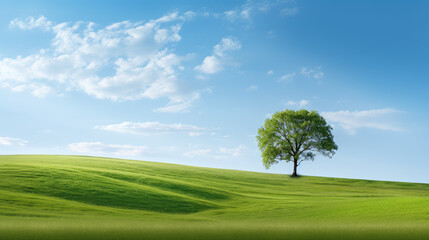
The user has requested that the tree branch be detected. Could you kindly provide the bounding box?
[298,145,312,155]
[280,129,295,155]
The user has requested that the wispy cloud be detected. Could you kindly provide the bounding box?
[218,145,246,158]
[301,67,324,80]
[11,83,55,98]
[322,108,402,135]
[195,37,241,75]
[245,85,258,91]
[183,145,246,159]
[2,13,199,112]
[0,137,28,146]
[278,72,296,82]
[285,99,309,108]
[95,121,207,136]
[154,92,201,113]
[183,148,212,158]
[223,0,298,22]
[276,66,324,83]
[281,7,299,16]
[10,16,52,30]
[68,142,147,156]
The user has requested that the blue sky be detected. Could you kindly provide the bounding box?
[0,0,428,183]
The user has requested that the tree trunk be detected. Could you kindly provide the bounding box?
[291,157,298,177]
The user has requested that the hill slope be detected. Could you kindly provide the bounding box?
[1,155,429,223]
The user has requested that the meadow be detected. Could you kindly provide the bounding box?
[1,155,429,239]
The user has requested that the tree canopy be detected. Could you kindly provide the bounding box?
[256,109,338,177]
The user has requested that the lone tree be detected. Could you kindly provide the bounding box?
[256,109,337,177]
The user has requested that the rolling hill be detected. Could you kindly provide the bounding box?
[1,155,429,239]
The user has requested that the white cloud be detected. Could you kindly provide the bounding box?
[183,149,212,158]
[218,145,246,158]
[183,11,197,19]
[313,72,324,79]
[213,37,242,57]
[154,92,201,113]
[11,83,55,98]
[285,99,309,108]
[195,37,241,75]
[278,72,295,82]
[183,145,246,159]
[95,121,206,136]
[281,7,299,16]
[246,85,258,91]
[224,10,238,21]
[68,142,147,156]
[2,13,200,112]
[267,70,274,75]
[194,56,223,74]
[322,108,401,135]
[189,132,203,137]
[0,137,28,146]
[301,67,324,80]
[223,1,294,22]
[223,7,253,22]
[10,16,52,30]
[240,8,252,19]
[300,67,314,77]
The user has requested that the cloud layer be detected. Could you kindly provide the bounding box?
[223,0,296,22]
[195,37,241,75]
[301,67,324,80]
[0,137,28,146]
[95,121,207,136]
[3,14,199,112]
[68,142,147,156]
[285,99,309,108]
[322,108,401,134]
[183,144,246,159]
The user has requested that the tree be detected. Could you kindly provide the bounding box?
[256,109,337,177]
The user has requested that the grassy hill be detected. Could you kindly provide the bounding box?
[1,155,429,239]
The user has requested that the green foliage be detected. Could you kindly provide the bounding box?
[257,109,338,172]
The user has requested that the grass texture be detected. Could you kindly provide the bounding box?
[1,155,429,239]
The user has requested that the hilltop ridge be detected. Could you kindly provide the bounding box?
[1,155,429,222]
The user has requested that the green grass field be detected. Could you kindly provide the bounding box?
[1,155,429,239]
